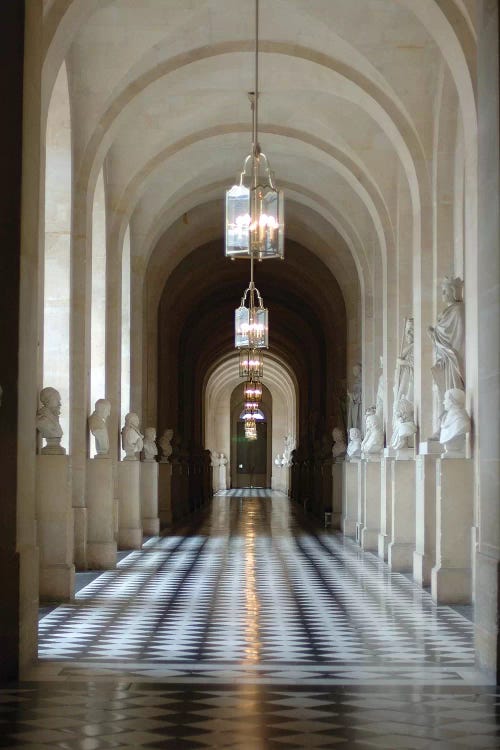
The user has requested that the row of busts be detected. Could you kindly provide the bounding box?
[339,387,471,460]
[35,388,174,461]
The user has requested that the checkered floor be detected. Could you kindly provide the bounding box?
[2,490,497,748]
[37,490,476,684]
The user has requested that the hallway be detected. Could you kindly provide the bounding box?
[2,491,498,749]
[37,491,477,685]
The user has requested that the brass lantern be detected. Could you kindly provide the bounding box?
[239,348,264,379]
[244,379,263,403]
[235,283,268,349]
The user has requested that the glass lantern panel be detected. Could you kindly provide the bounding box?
[239,349,264,379]
[249,186,284,260]
[234,305,250,348]
[248,306,268,349]
[225,184,250,257]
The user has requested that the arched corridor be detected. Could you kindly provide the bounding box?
[0,1,499,745]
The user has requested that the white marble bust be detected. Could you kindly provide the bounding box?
[347,427,362,458]
[159,428,173,462]
[121,412,143,460]
[88,398,111,456]
[440,388,471,457]
[331,427,347,459]
[390,396,417,450]
[36,386,65,454]
[143,427,158,461]
[361,413,384,455]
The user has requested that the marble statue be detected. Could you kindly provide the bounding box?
[274,454,283,467]
[218,452,228,490]
[88,398,111,456]
[346,427,362,459]
[282,434,295,467]
[36,387,65,454]
[211,450,219,467]
[331,427,347,459]
[121,412,143,460]
[361,412,384,455]
[428,277,465,415]
[439,388,471,456]
[392,317,414,438]
[159,428,173,462]
[347,364,362,432]
[375,356,384,430]
[143,427,158,461]
[390,396,417,450]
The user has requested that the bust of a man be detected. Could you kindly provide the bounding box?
[159,428,174,462]
[88,398,111,456]
[440,388,471,456]
[331,427,347,459]
[361,413,384,456]
[390,396,417,451]
[121,412,143,460]
[143,427,158,461]
[36,386,65,454]
[346,428,362,458]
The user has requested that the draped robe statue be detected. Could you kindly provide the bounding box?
[428,278,465,419]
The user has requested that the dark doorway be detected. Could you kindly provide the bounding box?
[235,421,267,487]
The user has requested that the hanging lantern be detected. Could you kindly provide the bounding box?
[235,283,268,349]
[225,2,284,263]
[244,417,258,440]
[239,348,264,379]
[225,151,284,261]
[244,379,262,403]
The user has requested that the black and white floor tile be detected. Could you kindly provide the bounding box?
[2,490,498,748]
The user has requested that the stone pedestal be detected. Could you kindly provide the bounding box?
[158,462,173,527]
[388,457,415,572]
[140,460,160,535]
[378,456,393,560]
[36,455,75,601]
[342,460,361,538]
[73,507,87,571]
[118,460,142,549]
[331,461,343,529]
[413,454,437,586]
[86,457,117,570]
[431,458,473,604]
[361,458,381,551]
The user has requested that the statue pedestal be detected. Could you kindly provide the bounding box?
[342,460,361,538]
[431,458,473,604]
[331,461,343,529]
[36,455,75,601]
[86,457,117,569]
[140,461,160,535]
[419,440,443,456]
[388,456,415,572]
[118,460,142,549]
[413,455,437,586]
[361,457,381,551]
[158,462,173,527]
[218,464,227,491]
[378,457,393,560]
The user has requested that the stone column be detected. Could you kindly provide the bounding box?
[118,460,142,549]
[158,461,173,528]
[388,456,416,571]
[413,454,438,586]
[361,457,381,551]
[378,454,394,560]
[140,460,160,535]
[431,458,473,604]
[331,460,343,529]
[36,455,75,600]
[86,457,116,569]
[342,460,361,538]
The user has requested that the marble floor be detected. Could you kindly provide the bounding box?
[2,490,499,748]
